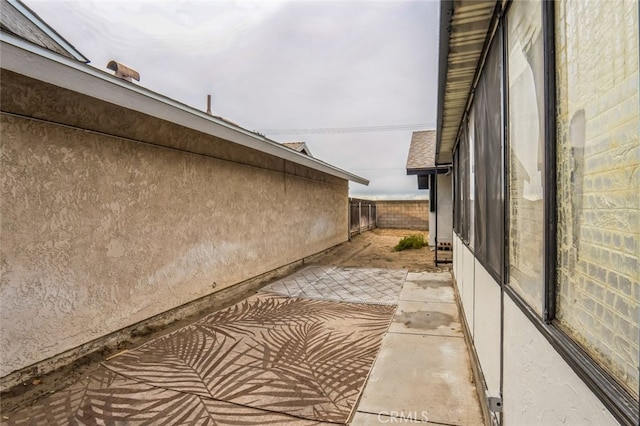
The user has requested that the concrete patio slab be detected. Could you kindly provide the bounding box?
[405,272,452,282]
[389,300,462,337]
[398,280,455,303]
[350,411,436,424]
[355,333,483,426]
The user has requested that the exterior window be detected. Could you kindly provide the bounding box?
[453,148,461,234]
[555,0,639,399]
[467,112,475,249]
[506,0,545,313]
[472,33,503,278]
[458,120,471,244]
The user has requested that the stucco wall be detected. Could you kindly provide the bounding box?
[436,174,453,244]
[376,200,428,230]
[0,72,348,378]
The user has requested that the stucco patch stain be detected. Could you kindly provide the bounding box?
[412,279,450,289]
[107,239,125,258]
[394,311,454,330]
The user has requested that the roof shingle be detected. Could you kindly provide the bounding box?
[406,130,437,171]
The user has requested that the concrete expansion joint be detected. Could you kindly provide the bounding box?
[357,409,462,425]
[387,330,464,339]
[421,420,460,426]
[397,299,455,304]
[355,410,433,424]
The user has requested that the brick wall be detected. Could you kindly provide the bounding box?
[554,0,639,398]
[375,200,428,230]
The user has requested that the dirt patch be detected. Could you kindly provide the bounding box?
[0,228,447,414]
[313,228,447,273]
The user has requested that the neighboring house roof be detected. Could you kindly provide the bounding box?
[435,0,496,164]
[406,130,448,175]
[282,142,313,157]
[0,0,88,62]
[0,30,368,185]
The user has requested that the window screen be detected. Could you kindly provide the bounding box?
[472,32,504,279]
[453,147,461,233]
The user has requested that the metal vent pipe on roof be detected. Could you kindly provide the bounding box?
[206,94,212,115]
[106,60,140,82]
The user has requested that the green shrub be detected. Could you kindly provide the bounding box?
[394,234,427,251]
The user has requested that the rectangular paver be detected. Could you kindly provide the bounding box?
[261,266,407,305]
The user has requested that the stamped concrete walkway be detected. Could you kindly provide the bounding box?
[352,271,483,425]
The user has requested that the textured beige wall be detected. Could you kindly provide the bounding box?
[0,72,348,378]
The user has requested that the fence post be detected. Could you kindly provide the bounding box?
[368,204,372,230]
[348,199,351,241]
[374,204,377,228]
[358,201,362,234]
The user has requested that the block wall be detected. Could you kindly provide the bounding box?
[375,200,429,230]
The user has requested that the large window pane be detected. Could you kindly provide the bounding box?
[507,0,545,313]
[459,119,471,244]
[472,33,503,278]
[468,112,475,248]
[453,147,461,234]
[555,0,639,399]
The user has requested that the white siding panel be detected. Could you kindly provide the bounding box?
[461,242,475,337]
[473,260,501,393]
[502,295,618,425]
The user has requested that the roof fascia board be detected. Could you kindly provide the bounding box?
[5,0,88,62]
[406,165,451,176]
[0,34,368,185]
[450,1,503,155]
[436,0,503,165]
[435,0,454,165]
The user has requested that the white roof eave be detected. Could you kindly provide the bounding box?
[0,33,369,186]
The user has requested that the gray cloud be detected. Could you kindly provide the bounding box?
[28,0,438,199]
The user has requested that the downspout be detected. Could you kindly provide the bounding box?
[434,174,439,265]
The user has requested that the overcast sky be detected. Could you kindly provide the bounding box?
[27,0,439,199]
